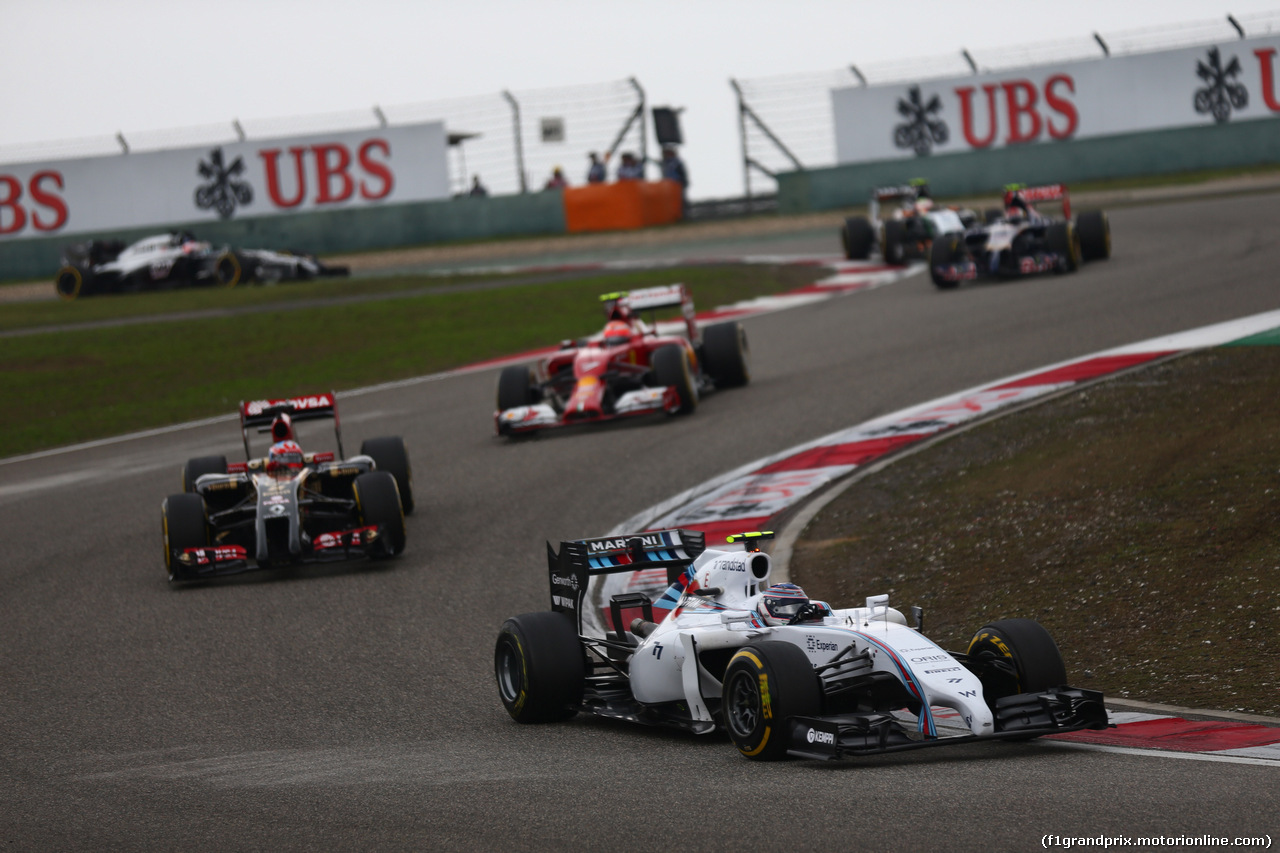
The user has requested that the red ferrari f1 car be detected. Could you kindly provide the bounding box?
[161,393,414,582]
[494,285,750,436]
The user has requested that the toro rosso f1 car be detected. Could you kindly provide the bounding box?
[495,529,1108,761]
[840,179,979,265]
[55,232,349,299]
[161,393,414,583]
[929,184,1111,290]
[494,285,749,436]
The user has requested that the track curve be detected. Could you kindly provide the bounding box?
[3,191,1280,850]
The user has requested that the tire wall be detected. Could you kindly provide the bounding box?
[0,191,567,282]
[775,116,1280,214]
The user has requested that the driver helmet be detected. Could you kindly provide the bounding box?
[270,413,294,442]
[266,440,305,477]
[758,583,810,625]
[602,320,633,347]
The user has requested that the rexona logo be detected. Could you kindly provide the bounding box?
[587,534,665,554]
[806,727,836,745]
[805,636,839,654]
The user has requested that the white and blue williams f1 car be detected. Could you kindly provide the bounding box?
[495,529,1108,760]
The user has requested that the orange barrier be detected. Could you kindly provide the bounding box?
[562,179,683,233]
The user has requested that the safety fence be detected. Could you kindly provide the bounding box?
[732,10,1280,198]
[0,78,648,199]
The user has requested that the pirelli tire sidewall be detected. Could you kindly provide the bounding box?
[55,264,90,300]
[722,640,821,761]
[214,250,247,287]
[967,617,1068,700]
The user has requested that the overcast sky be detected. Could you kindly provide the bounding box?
[4,0,1279,200]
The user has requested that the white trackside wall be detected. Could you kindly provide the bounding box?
[0,122,449,240]
[832,37,1280,164]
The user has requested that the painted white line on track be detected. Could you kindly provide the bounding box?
[1042,740,1280,767]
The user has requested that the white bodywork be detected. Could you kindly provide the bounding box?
[627,545,994,737]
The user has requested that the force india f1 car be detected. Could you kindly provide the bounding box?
[495,529,1108,761]
[161,393,414,583]
[929,184,1111,290]
[840,179,982,265]
[494,285,749,436]
[55,232,349,299]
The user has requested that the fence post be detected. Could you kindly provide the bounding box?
[629,77,647,173]
[502,90,527,194]
[730,79,752,201]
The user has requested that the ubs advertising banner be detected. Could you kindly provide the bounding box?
[0,121,449,239]
[832,37,1280,164]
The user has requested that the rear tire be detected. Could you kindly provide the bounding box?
[881,219,908,265]
[55,265,90,300]
[182,455,227,493]
[968,618,1068,701]
[359,436,414,515]
[162,493,208,581]
[496,365,537,412]
[1046,222,1081,272]
[651,344,698,415]
[353,471,405,557]
[929,234,965,290]
[1076,210,1111,261]
[722,641,822,761]
[494,612,585,723]
[701,322,750,388]
[841,216,875,260]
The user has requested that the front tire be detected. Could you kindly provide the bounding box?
[359,436,414,515]
[700,321,750,388]
[214,250,248,287]
[55,265,91,300]
[651,344,698,415]
[162,493,209,581]
[1076,210,1111,262]
[929,234,965,290]
[353,471,405,557]
[968,618,1068,704]
[496,365,537,412]
[494,612,585,723]
[841,216,875,260]
[722,641,822,761]
[1046,221,1081,272]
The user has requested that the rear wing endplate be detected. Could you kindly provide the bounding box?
[548,528,706,631]
[1005,184,1071,218]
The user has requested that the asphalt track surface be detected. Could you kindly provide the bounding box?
[4,193,1280,850]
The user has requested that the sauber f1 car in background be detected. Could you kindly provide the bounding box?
[161,393,414,583]
[54,232,348,299]
[929,184,1111,290]
[495,529,1108,761]
[840,179,980,265]
[494,285,750,436]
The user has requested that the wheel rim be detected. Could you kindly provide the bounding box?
[496,639,524,704]
[724,669,762,740]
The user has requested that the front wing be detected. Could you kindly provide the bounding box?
[496,386,680,434]
[169,524,389,580]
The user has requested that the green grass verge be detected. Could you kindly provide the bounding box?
[1,264,822,456]
[790,347,1280,716]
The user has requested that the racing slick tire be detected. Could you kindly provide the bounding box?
[353,471,405,557]
[359,436,415,515]
[1076,210,1111,262]
[723,641,822,761]
[881,219,908,265]
[652,344,698,415]
[214,250,249,287]
[968,618,1068,711]
[55,264,92,300]
[929,234,965,290]
[162,492,209,581]
[840,216,875,260]
[1046,221,1081,273]
[496,365,538,412]
[182,455,228,493]
[701,321,750,388]
[494,611,585,723]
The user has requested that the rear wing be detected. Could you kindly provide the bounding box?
[548,528,706,632]
[869,180,928,222]
[1004,183,1071,219]
[238,392,344,459]
[601,284,698,342]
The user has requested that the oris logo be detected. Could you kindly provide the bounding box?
[910,654,950,663]
[805,636,838,653]
[806,727,835,745]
